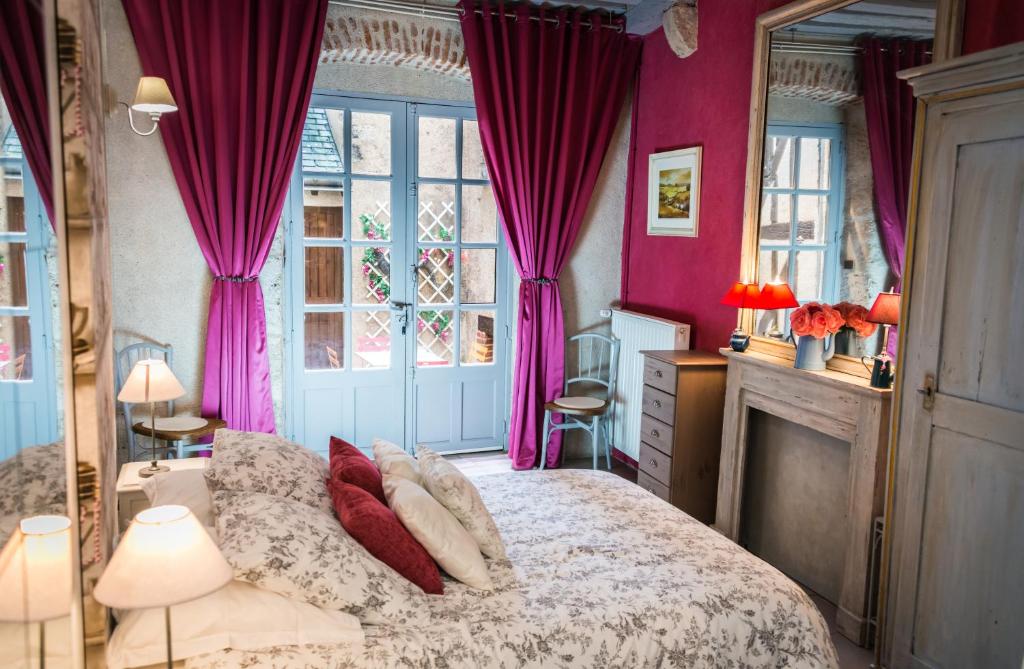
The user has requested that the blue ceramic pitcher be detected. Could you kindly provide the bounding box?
[794,335,835,371]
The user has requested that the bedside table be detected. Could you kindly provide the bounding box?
[116,458,209,532]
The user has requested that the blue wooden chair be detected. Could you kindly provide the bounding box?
[539,333,620,470]
[115,342,177,461]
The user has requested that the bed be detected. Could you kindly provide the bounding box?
[185,469,838,669]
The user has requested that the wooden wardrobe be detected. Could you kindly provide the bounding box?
[883,43,1024,668]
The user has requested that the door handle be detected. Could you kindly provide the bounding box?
[917,373,936,411]
[389,301,412,310]
[390,302,412,334]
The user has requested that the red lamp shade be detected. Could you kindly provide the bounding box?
[757,282,799,310]
[720,282,761,309]
[867,291,901,325]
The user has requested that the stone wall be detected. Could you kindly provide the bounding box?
[103,1,627,454]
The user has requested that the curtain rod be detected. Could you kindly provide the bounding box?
[327,0,625,32]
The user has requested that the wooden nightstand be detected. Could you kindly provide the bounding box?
[116,458,209,532]
[636,350,728,524]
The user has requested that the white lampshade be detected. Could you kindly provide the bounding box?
[117,359,185,404]
[94,505,231,610]
[0,515,74,622]
[131,76,177,114]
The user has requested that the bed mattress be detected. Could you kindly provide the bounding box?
[187,469,839,668]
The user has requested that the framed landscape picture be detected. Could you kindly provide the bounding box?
[647,146,701,237]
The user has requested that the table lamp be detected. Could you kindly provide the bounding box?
[865,288,901,388]
[117,359,185,477]
[94,505,232,669]
[720,281,762,352]
[0,515,74,669]
[757,282,799,338]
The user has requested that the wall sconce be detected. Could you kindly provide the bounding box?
[120,76,177,136]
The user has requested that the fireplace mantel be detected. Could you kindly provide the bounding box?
[714,348,892,645]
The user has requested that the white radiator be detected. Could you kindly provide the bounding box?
[610,309,691,462]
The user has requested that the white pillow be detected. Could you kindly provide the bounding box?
[106,581,363,669]
[373,438,421,485]
[383,475,493,590]
[416,445,506,559]
[204,429,332,515]
[213,490,428,624]
[139,468,213,526]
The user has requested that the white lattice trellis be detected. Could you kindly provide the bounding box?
[417,247,454,304]
[418,199,454,241]
[417,311,453,363]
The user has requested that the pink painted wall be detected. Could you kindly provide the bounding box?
[619,0,1022,353]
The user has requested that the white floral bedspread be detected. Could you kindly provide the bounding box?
[188,470,839,669]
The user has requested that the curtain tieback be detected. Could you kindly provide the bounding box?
[523,277,557,285]
[214,275,259,283]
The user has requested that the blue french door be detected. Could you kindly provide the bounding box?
[0,159,58,458]
[285,94,509,457]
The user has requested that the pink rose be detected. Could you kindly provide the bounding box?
[790,309,812,337]
[824,305,845,333]
[810,311,828,339]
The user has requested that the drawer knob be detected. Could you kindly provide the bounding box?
[649,458,658,467]
[655,370,663,378]
[653,399,662,409]
[651,429,660,438]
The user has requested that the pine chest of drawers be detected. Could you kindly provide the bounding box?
[636,350,727,524]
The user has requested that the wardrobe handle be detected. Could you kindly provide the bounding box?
[649,458,658,467]
[653,399,662,409]
[654,370,663,378]
[651,429,660,438]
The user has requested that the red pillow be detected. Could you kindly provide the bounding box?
[328,436,385,503]
[328,480,443,595]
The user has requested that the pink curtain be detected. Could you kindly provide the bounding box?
[860,37,930,354]
[0,0,54,224]
[459,0,640,469]
[123,0,327,432]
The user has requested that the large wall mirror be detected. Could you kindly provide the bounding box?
[739,0,963,375]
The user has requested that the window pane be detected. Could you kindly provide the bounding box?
[305,246,344,305]
[418,116,456,178]
[763,135,793,188]
[758,248,790,286]
[2,189,26,233]
[305,312,344,370]
[417,247,455,305]
[302,108,344,174]
[462,119,488,180]
[0,241,28,307]
[352,311,391,369]
[303,188,343,238]
[461,184,497,243]
[795,250,825,302]
[460,310,495,365]
[418,183,455,242]
[460,249,496,304]
[796,195,828,245]
[0,314,32,380]
[351,112,391,176]
[417,309,453,367]
[759,193,791,245]
[798,137,831,190]
[351,180,391,241]
[351,246,390,305]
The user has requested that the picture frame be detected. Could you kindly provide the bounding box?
[647,146,701,237]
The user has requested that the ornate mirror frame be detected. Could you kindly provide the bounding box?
[737,0,964,376]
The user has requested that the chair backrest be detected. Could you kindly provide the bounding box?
[564,333,620,402]
[115,342,174,456]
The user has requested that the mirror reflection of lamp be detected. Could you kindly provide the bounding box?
[0,515,74,669]
[720,282,762,352]
[863,288,901,389]
[757,281,799,339]
[120,76,178,136]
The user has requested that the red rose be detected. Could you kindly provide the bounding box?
[790,308,812,337]
[810,311,828,338]
[824,305,845,333]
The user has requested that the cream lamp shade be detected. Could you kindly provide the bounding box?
[117,359,186,404]
[0,515,74,622]
[131,76,178,114]
[94,505,232,610]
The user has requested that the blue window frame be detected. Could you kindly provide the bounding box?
[757,122,845,335]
